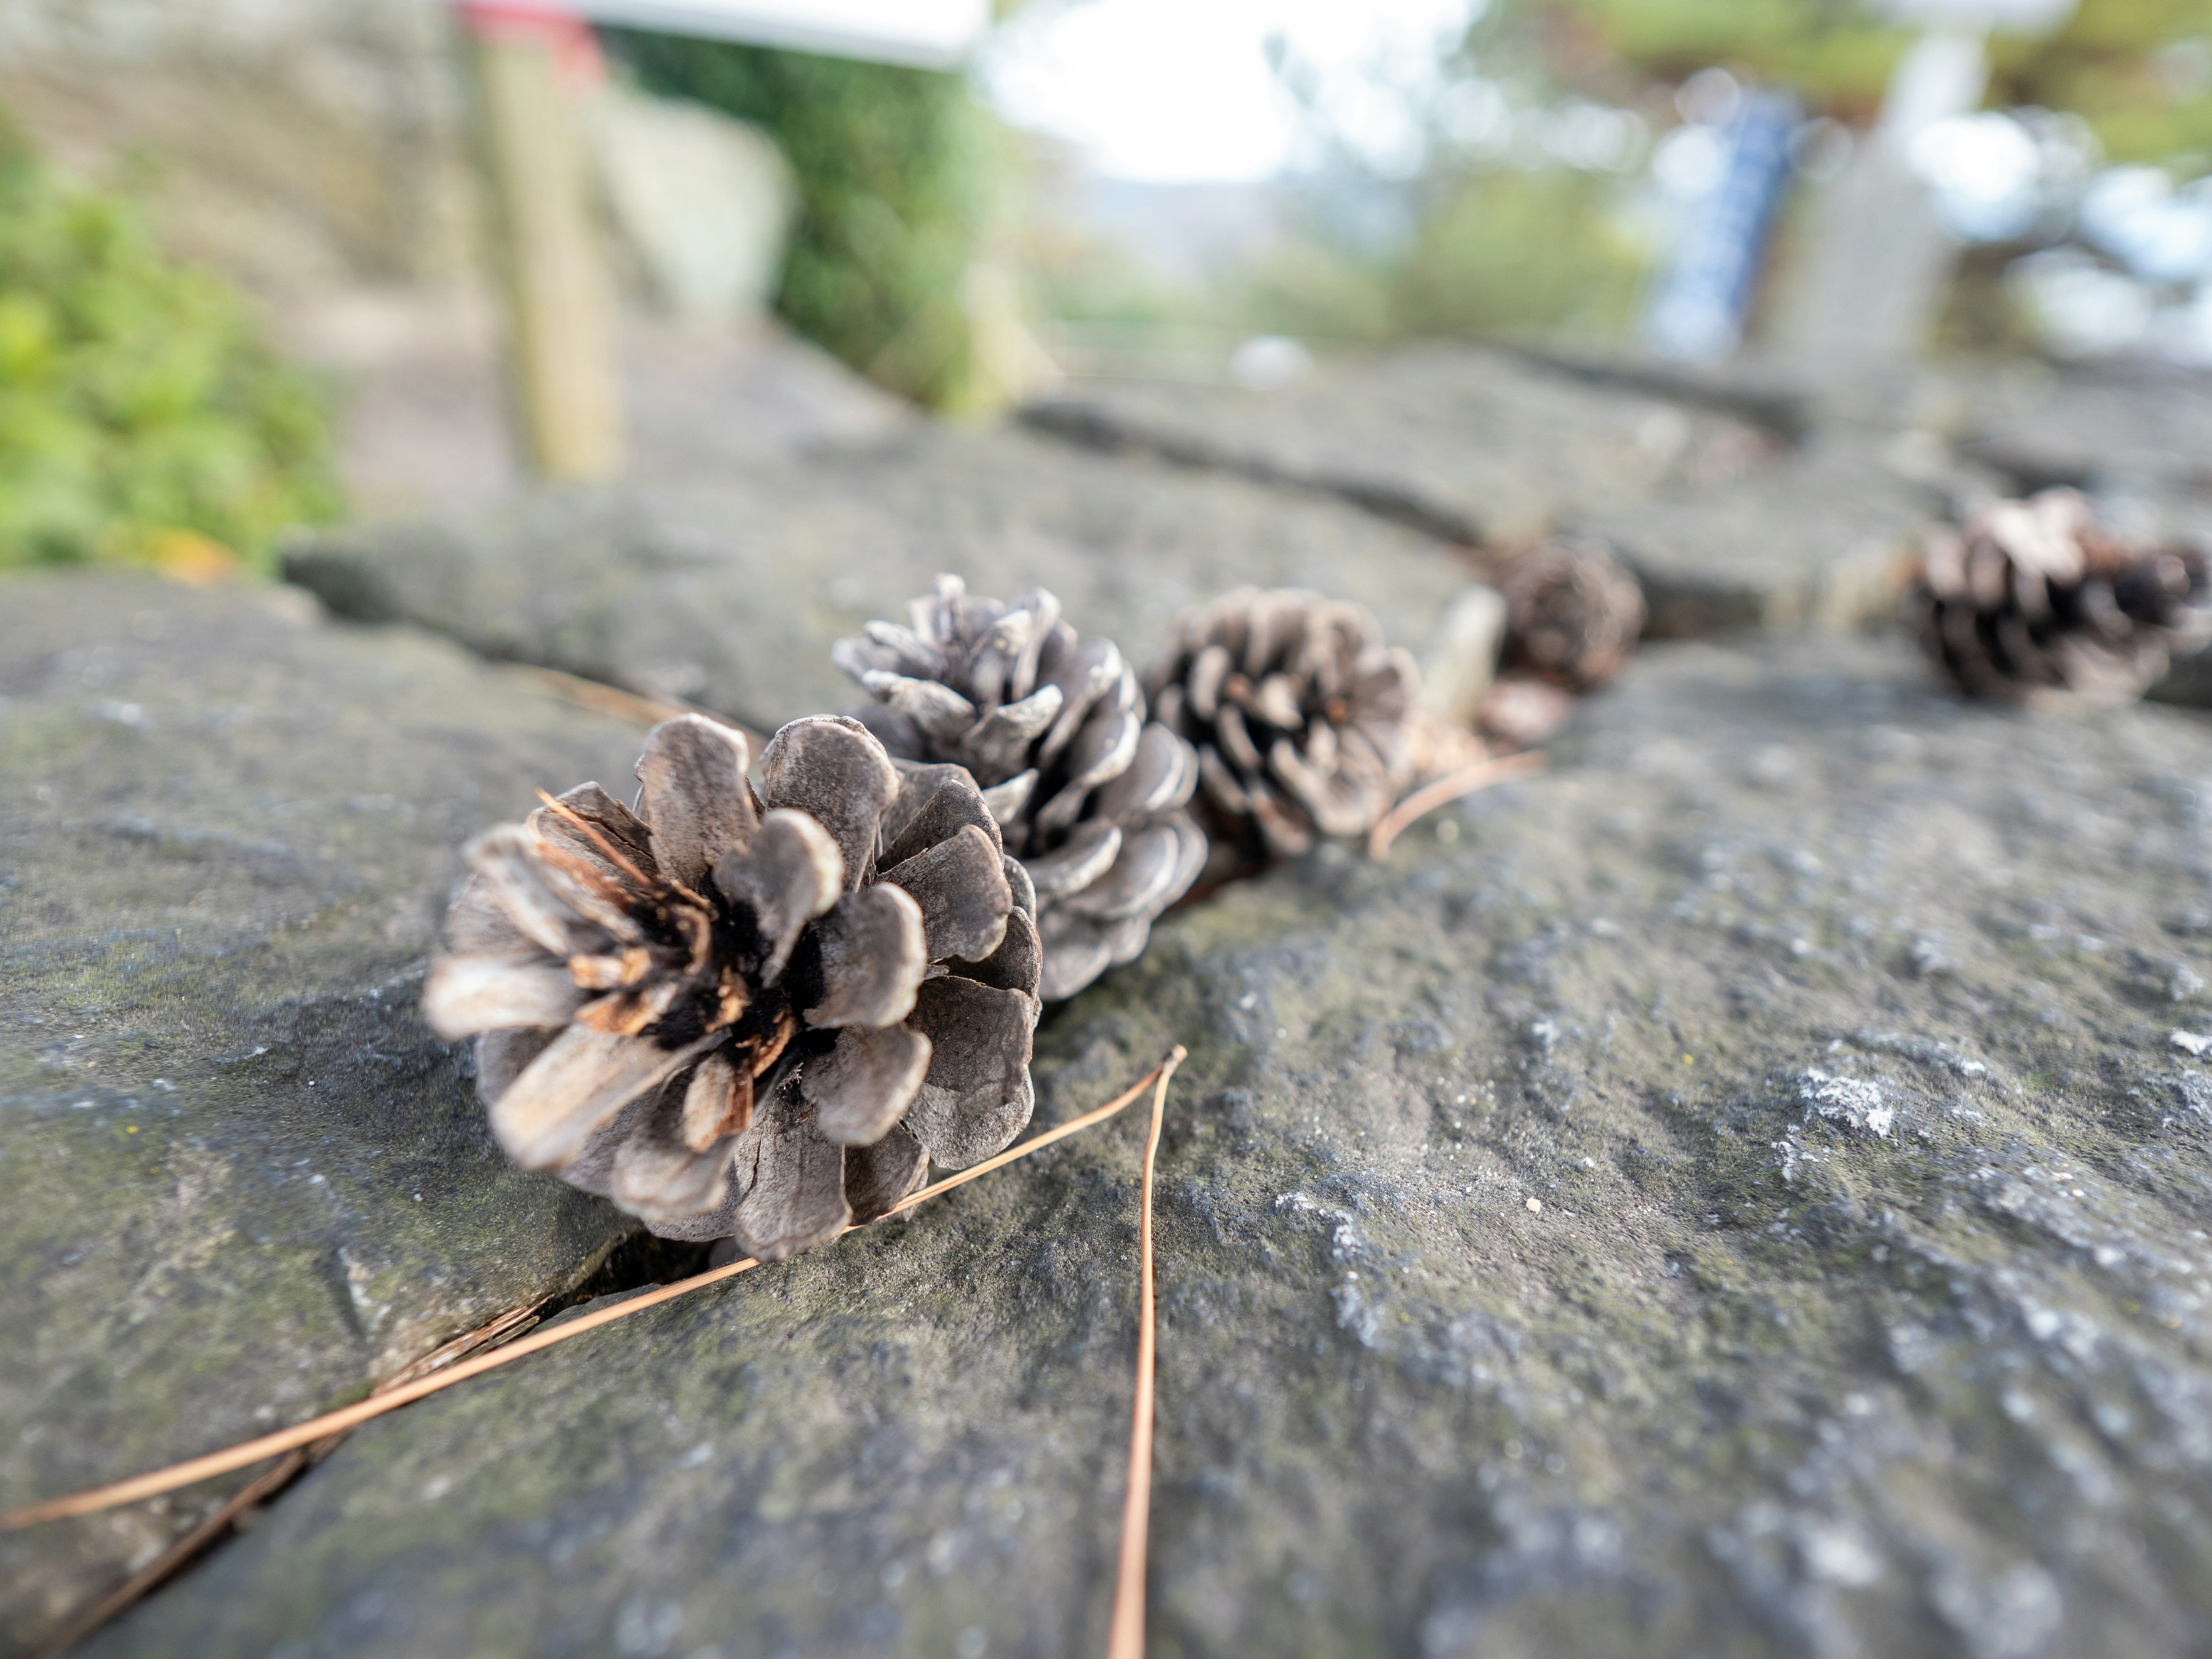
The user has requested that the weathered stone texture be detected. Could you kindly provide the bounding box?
[0,574,654,1651]
[84,632,2212,1659]
[282,426,1476,730]
[1955,358,2212,510]
[1022,346,1960,635]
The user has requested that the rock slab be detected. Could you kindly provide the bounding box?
[1024,346,1958,635]
[86,632,2212,1659]
[282,425,1486,733]
[0,574,658,1652]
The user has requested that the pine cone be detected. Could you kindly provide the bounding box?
[422,714,1041,1262]
[1497,533,1644,692]
[1907,488,2212,703]
[834,576,1206,1002]
[1148,587,1421,859]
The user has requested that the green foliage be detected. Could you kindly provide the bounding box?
[607,31,993,410]
[1497,0,1908,118]
[0,124,339,574]
[1991,0,2212,165]
[1508,0,2212,161]
[1392,168,1647,338]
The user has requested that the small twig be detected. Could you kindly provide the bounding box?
[1366,751,1548,860]
[1107,1045,1185,1659]
[0,1053,1181,1535]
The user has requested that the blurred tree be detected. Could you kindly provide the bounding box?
[605,31,995,410]
[1990,2,2212,164]
[1492,0,1907,119]
[0,123,339,574]
[1503,0,2212,161]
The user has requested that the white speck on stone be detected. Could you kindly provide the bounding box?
[612,1596,684,1657]
[1524,1196,1543,1214]
[1796,1069,1895,1137]
[2171,1031,2212,1058]
[1908,935,1955,976]
[1797,1518,1883,1587]
[681,1442,712,1468]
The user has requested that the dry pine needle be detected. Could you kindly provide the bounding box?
[1,1050,1185,1535]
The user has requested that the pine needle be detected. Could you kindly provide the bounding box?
[21,1299,544,1658]
[1367,751,1548,859]
[524,666,766,752]
[1107,1044,1185,1659]
[0,1051,1183,1535]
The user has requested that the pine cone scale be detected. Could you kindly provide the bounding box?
[900,976,1040,1167]
[491,1024,721,1172]
[1089,723,1193,822]
[1059,819,1205,921]
[421,954,586,1036]
[880,823,1014,964]
[804,1023,934,1147]
[713,809,842,985]
[800,884,927,1029]
[728,1089,850,1260]
[844,1123,929,1224]
[877,765,999,870]
[634,717,757,889]
[759,717,900,893]
[961,905,1043,991]
[1023,819,1120,898]
[532,782,658,885]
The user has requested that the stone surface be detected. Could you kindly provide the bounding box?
[0,573,661,1652]
[1954,358,2212,510]
[290,296,917,522]
[1574,434,1942,637]
[86,631,2212,1658]
[282,424,1477,731]
[1022,346,1960,635]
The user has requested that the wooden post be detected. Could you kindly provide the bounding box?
[460,3,624,480]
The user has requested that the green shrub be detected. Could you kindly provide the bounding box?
[0,124,340,574]
[605,31,992,410]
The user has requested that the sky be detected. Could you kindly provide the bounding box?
[983,0,1486,184]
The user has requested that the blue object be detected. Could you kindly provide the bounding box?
[1643,90,1802,360]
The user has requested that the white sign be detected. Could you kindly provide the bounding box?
[568,0,991,68]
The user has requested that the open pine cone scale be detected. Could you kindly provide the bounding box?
[836,576,1205,1002]
[425,714,1042,1262]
